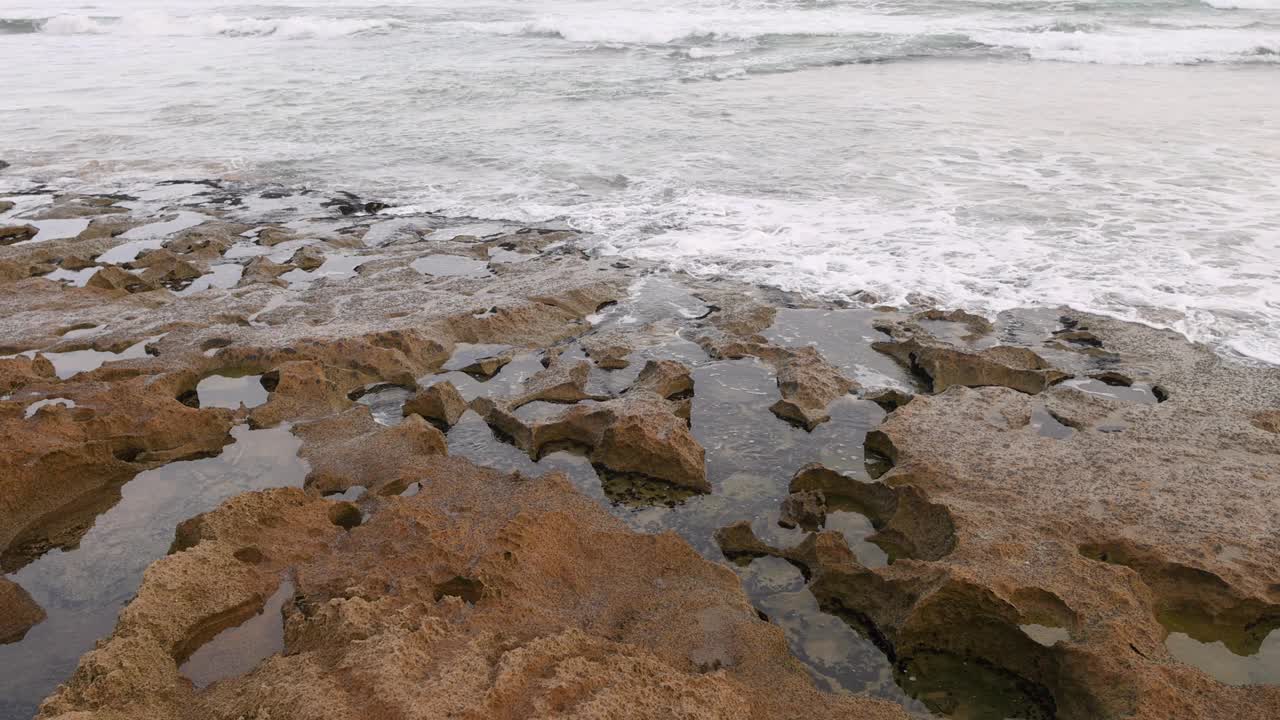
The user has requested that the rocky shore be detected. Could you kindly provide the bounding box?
[0,176,1277,720]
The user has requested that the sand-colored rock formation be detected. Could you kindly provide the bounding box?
[37,458,906,720]
[722,313,1280,720]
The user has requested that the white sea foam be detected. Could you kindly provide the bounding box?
[972,26,1280,64]
[38,13,402,39]
[1202,0,1280,8]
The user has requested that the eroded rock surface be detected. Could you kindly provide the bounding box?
[37,461,905,720]
[764,314,1280,720]
[472,364,710,495]
[874,319,1068,394]
[402,380,468,428]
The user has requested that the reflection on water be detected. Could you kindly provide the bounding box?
[434,296,944,714]
[196,373,270,410]
[180,577,295,689]
[1160,608,1280,687]
[0,425,307,720]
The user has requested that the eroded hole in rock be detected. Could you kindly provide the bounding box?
[1062,377,1159,405]
[19,334,161,379]
[433,576,484,604]
[597,467,700,509]
[195,371,271,410]
[410,254,490,278]
[1160,608,1280,686]
[1080,541,1280,685]
[178,578,294,689]
[0,425,306,716]
[1029,405,1075,440]
[1020,623,1071,647]
[894,651,1057,720]
[326,501,362,530]
[352,383,413,426]
[57,323,98,337]
[233,547,265,564]
[23,397,76,419]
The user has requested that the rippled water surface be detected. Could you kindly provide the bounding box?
[2,0,1279,364]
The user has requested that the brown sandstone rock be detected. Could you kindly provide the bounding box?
[86,266,158,294]
[1,224,39,246]
[802,315,1280,720]
[472,385,708,494]
[237,257,290,287]
[511,358,601,408]
[288,245,325,271]
[874,321,1068,394]
[459,353,512,380]
[256,226,299,247]
[768,346,859,430]
[778,490,826,530]
[0,373,236,572]
[402,380,467,428]
[37,464,905,720]
[0,577,45,644]
[581,331,632,369]
[294,408,447,495]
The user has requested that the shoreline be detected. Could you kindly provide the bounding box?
[1,175,1278,719]
[2,168,1276,370]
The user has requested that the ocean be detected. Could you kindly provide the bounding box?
[2,0,1279,363]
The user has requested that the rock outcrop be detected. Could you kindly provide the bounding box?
[0,577,45,644]
[37,460,906,720]
[402,380,468,429]
[751,314,1280,720]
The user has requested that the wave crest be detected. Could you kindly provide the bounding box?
[31,13,403,39]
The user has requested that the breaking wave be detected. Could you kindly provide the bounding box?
[460,7,1280,65]
[16,13,403,39]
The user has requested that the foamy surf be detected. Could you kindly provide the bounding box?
[31,13,403,39]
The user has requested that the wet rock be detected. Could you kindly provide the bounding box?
[288,245,325,271]
[874,321,1068,394]
[402,380,467,429]
[131,250,202,289]
[256,227,299,247]
[779,490,826,530]
[295,408,447,495]
[0,201,13,214]
[715,520,853,577]
[28,197,129,220]
[811,313,1280,719]
[237,257,290,287]
[630,358,694,400]
[0,373,237,572]
[511,358,600,407]
[582,331,632,369]
[459,353,512,380]
[865,388,913,412]
[58,253,97,271]
[86,265,158,294]
[0,224,38,246]
[914,308,994,339]
[702,292,777,336]
[0,577,45,644]
[473,388,709,494]
[38,465,906,720]
[768,346,858,430]
[593,394,708,493]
